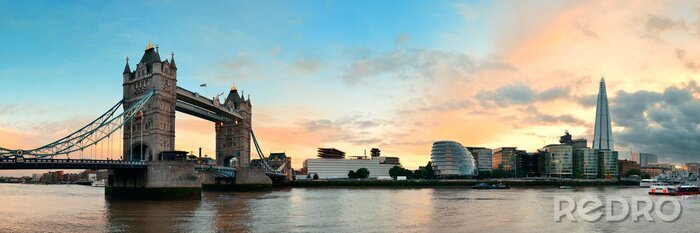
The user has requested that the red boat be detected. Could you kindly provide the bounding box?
[649,183,700,196]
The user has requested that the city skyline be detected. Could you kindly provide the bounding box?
[2,1,700,174]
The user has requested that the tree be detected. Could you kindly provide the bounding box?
[625,169,642,178]
[424,161,435,179]
[356,168,370,178]
[492,169,508,178]
[313,174,319,180]
[477,171,492,179]
[573,168,582,179]
[348,170,357,179]
[389,165,403,179]
[412,169,424,179]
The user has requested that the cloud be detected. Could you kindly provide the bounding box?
[394,34,411,45]
[287,58,321,76]
[475,84,570,106]
[304,115,384,132]
[217,52,259,81]
[674,48,699,71]
[574,94,597,107]
[338,48,516,85]
[641,14,687,39]
[611,83,700,162]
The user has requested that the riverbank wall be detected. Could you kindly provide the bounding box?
[287,179,638,188]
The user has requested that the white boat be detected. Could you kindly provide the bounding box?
[91,179,106,187]
[639,179,658,188]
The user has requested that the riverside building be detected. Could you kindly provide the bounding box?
[466,147,493,173]
[542,144,573,178]
[573,148,598,179]
[632,152,658,167]
[598,150,619,179]
[492,147,519,173]
[431,141,477,178]
[303,148,398,179]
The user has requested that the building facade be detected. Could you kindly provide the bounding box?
[122,43,177,161]
[516,152,541,177]
[431,141,477,178]
[303,157,396,179]
[618,159,640,178]
[215,86,252,167]
[597,150,619,179]
[466,147,493,173]
[686,163,700,176]
[573,148,598,179]
[542,144,573,178]
[631,152,658,167]
[492,147,519,172]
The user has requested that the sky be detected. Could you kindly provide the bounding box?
[1,0,700,175]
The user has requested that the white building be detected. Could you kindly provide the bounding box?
[303,156,396,179]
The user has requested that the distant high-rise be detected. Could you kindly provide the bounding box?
[593,77,614,150]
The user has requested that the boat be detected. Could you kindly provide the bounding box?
[472,183,510,189]
[91,179,106,187]
[639,178,658,188]
[558,185,573,189]
[649,182,700,196]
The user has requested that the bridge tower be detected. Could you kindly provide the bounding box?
[122,42,177,161]
[216,86,252,167]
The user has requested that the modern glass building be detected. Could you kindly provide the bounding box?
[593,77,614,150]
[542,144,573,178]
[492,147,519,172]
[516,152,541,177]
[631,152,658,167]
[431,141,477,177]
[598,150,619,179]
[466,147,493,172]
[573,148,598,179]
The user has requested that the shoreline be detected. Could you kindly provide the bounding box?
[285,179,640,188]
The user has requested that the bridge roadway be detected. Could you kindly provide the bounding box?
[0,158,284,179]
[175,86,242,122]
[0,158,146,170]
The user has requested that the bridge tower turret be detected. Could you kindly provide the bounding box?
[216,85,252,167]
[122,42,177,161]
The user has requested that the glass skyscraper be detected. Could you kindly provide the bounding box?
[593,77,614,150]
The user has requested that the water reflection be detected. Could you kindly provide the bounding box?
[1,184,700,232]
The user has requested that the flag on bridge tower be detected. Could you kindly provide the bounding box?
[200,83,207,87]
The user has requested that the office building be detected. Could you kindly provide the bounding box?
[492,147,519,172]
[302,147,403,179]
[631,152,658,167]
[597,150,618,179]
[573,148,598,179]
[431,141,477,177]
[618,159,640,178]
[516,151,541,177]
[542,144,573,178]
[593,77,614,151]
[466,147,493,172]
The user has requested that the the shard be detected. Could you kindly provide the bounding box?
[593,77,614,150]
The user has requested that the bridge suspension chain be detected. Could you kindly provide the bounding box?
[0,89,156,158]
[250,129,285,174]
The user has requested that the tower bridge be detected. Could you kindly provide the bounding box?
[0,42,286,199]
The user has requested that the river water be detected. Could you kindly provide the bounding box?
[0,184,698,232]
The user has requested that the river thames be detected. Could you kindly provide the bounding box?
[0,184,698,232]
